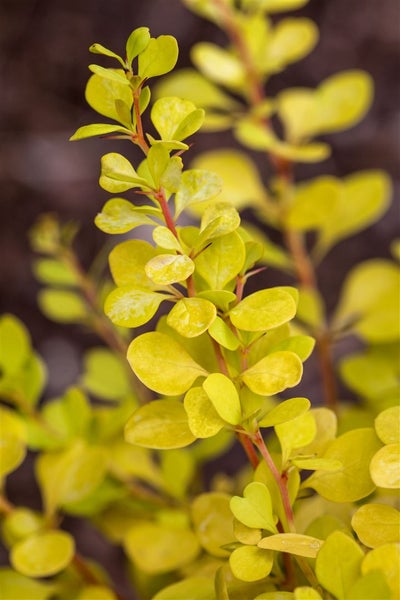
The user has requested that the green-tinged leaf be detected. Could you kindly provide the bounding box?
[160,449,195,499]
[104,286,168,328]
[81,348,130,400]
[174,169,222,218]
[195,231,246,289]
[361,543,400,598]
[352,504,400,548]
[146,143,171,187]
[109,239,162,289]
[276,411,316,464]
[333,260,400,342]
[138,35,178,78]
[197,290,237,312]
[2,508,44,546]
[184,387,225,438]
[202,373,242,425]
[40,387,91,444]
[370,443,400,489]
[88,64,130,85]
[38,289,87,323]
[95,198,156,234]
[89,43,125,66]
[233,520,262,546]
[277,88,318,142]
[99,152,149,193]
[126,27,150,64]
[291,457,342,471]
[317,70,373,133]
[151,97,204,142]
[11,530,74,578]
[315,531,364,600]
[296,286,325,328]
[375,406,400,444]
[191,492,235,557]
[294,588,322,600]
[285,176,340,230]
[230,288,297,332]
[270,336,315,361]
[154,68,239,110]
[244,224,292,269]
[124,521,199,573]
[69,123,131,141]
[153,226,183,252]
[145,254,194,285]
[242,351,303,396]
[258,533,323,558]
[0,315,31,376]
[85,72,133,122]
[305,428,381,502]
[107,440,162,487]
[36,440,107,516]
[167,298,217,338]
[259,397,310,427]
[209,317,240,350]
[33,259,78,287]
[347,571,391,600]
[78,586,117,600]
[316,171,392,254]
[199,203,241,243]
[0,407,26,477]
[191,42,245,88]
[264,18,318,73]
[190,149,267,212]
[297,407,337,456]
[125,399,196,449]
[0,568,56,600]
[153,577,215,600]
[230,482,278,533]
[230,545,273,582]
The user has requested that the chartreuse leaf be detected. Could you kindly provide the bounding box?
[174,169,222,218]
[0,407,27,477]
[0,567,56,600]
[107,440,162,487]
[11,530,74,577]
[230,288,297,332]
[230,545,273,582]
[370,443,400,489]
[126,27,150,64]
[145,254,195,286]
[190,149,267,212]
[277,88,318,142]
[242,351,303,396]
[151,97,204,143]
[36,440,107,516]
[138,35,178,78]
[95,198,156,234]
[2,508,44,546]
[195,231,246,289]
[268,335,315,361]
[198,203,241,243]
[99,153,150,193]
[167,298,217,338]
[33,258,78,287]
[254,0,309,12]
[153,577,215,600]
[209,317,240,350]
[78,586,117,600]
[333,259,400,342]
[347,571,391,600]
[202,373,242,425]
[0,314,31,375]
[258,533,323,558]
[275,411,316,464]
[315,531,364,600]
[264,18,318,73]
[285,176,340,231]
[230,482,278,533]
[351,504,400,548]
[305,428,382,502]
[153,226,182,252]
[161,449,195,499]
[38,289,87,323]
[81,348,130,400]
[316,171,392,255]
[375,406,400,444]
[40,387,91,444]
[125,399,196,449]
[89,41,125,65]
[294,588,322,600]
[109,240,162,289]
[191,492,235,557]
[124,521,199,573]
[88,64,129,85]
[259,397,310,427]
[69,123,131,141]
[191,42,245,89]
[104,286,169,328]
[361,543,399,598]
[184,387,225,438]
[85,72,133,122]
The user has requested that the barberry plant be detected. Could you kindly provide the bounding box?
[0,1,399,599]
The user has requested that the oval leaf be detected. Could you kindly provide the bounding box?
[11,531,74,578]
[242,351,303,396]
[230,288,297,332]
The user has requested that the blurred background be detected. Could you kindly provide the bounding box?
[0,0,399,595]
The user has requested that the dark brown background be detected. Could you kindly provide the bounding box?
[0,0,399,597]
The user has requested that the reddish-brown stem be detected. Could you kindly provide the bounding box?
[211,337,230,377]
[252,430,295,532]
[155,190,178,238]
[236,431,260,469]
[283,228,317,290]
